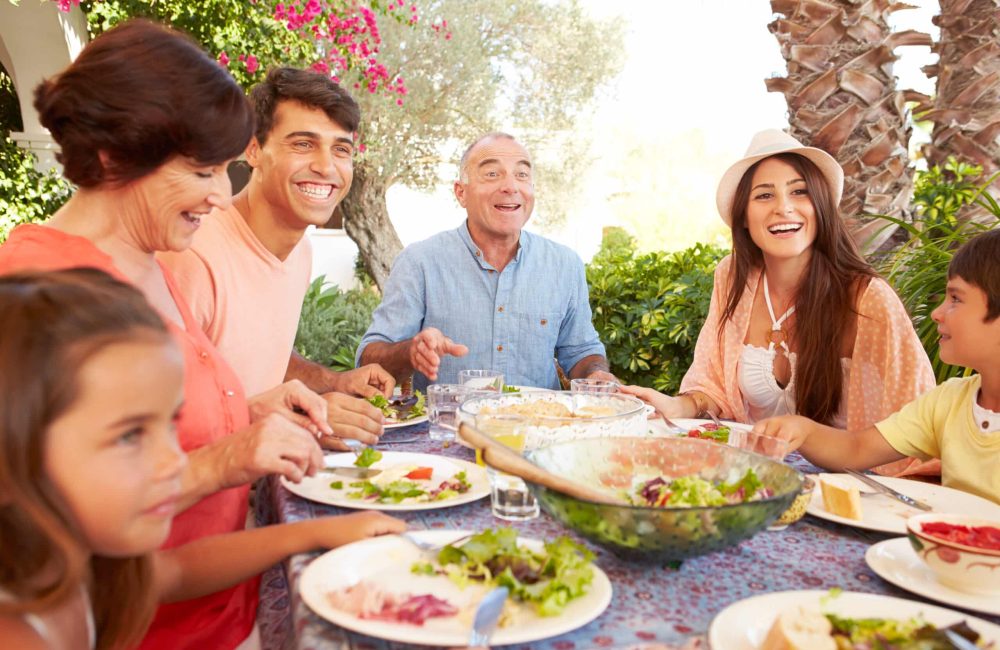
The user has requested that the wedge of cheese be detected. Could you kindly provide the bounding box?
[819,475,863,520]
[761,607,836,650]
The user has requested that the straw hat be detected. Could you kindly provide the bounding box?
[715,129,844,226]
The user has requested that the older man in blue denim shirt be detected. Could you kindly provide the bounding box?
[356,133,614,390]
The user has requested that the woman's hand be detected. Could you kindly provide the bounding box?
[617,385,686,418]
[248,379,333,437]
[318,392,385,450]
[308,511,407,549]
[751,415,813,453]
[218,413,325,487]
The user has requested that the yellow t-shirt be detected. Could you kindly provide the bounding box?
[876,374,1000,504]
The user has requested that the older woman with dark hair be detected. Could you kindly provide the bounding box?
[0,19,333,650]
[622,129,937,477]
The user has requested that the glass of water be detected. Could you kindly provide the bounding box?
[475,413,539,521]
[570,378,619,393]
[458,369,504,392]
[427,384,472,443]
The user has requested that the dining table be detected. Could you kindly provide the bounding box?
[254,421,1000,650]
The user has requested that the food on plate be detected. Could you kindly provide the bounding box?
[762,606,992,649]
[327,579,457,625]
[502,385,520,393]
[368,390,426,423]
[409,528,594,617]
[919,521,1000,551]
[686,422,731,443]
[761,606,836,650]
[339,464,472,504]
[819,475,862,520]
[353,447,382,468]
[627,468,772,507]
[480,401,616,419]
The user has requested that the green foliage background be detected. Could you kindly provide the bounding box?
[294,275,381,372]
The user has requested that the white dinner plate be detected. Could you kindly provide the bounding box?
[299,530,612,646]
[646,417,749,437]
[280,452,488,511]
[708,589,1000,650]
[806,473,1000,534]
[383,413,428,429]
[866,537,1000,616]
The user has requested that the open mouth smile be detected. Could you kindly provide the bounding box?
[494,203,521,212]
[767,222,803,235]
[296,182,337,200]
[182,212,203,226]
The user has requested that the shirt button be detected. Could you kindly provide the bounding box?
[497,306,504,312]
[497,345,504,352]
[488,269,494,274]
[475,250,481,257]
[540,319,548,326]
[199,351,209,359]
[226,390,235,397]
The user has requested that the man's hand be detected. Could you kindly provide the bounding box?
[407,327,468,381]
[586,369,619,383]
[329,364,395,399]
[247,380,333,437]
[319,392,385,449]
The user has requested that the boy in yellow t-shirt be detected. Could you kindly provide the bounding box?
[754,229,1000,504]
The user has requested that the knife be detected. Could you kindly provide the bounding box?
[944,628,981,650]
[844,468,933,511]
[468,586,508,646]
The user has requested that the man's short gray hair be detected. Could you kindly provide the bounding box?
[458,132,518,183]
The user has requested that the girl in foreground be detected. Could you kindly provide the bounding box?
[0,269,404,650]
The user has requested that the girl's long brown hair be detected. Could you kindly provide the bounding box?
[721,153,876,424]
[0,268,170,649]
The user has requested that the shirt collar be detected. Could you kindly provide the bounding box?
[457,220,526,270]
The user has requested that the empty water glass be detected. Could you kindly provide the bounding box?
[727,427,792,461]
[570,378,619,393]
[458,369,504,392]
[427,384,472,443]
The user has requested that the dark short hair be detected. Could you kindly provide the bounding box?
[249,67,360,144]
[33,19,253,187]
[948,228,1000,321]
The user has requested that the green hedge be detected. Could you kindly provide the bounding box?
[586,228,726,394]
[294,275,380,372]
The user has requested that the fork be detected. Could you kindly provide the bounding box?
[401,532,473,554]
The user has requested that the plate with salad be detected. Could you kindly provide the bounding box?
[368,391,428,429]
[300,528,612,646]
[647,417,748,440]
[280,451,489,511]
[709,589,1000,649]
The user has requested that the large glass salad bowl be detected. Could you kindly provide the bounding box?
[524,437,803,562]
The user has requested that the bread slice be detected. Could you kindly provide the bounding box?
[819,475,863,520]
[761,607,836,650]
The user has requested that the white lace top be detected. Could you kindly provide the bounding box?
[738,344,851,428]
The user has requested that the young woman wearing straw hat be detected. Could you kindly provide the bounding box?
[621,129,937,476]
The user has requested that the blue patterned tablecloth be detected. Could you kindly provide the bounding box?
[255,424,998,650]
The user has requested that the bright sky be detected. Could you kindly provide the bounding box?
[385,0,938,261]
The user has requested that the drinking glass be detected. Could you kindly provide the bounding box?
[475,413,539,521]
[427,384,472,443]
[458,369,504,392]
[727,427,792,461]
[570,378,619,393]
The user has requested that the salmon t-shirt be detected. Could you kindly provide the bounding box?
[0,224,257,650]
[159,204,312,397]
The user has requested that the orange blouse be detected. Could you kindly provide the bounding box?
[680,254,939,477]
[0,224,257,650]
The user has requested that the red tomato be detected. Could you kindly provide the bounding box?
[405,467,434,480]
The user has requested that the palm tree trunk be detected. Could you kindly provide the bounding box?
[338,167,403,291]
[912,0,1000,221]
[766,0,931,252]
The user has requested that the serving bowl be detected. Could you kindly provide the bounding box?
[907,513,1000,595]
[523,436,803,562]
[457,390,647,450]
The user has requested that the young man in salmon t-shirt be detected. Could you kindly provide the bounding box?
[160,67,391,450]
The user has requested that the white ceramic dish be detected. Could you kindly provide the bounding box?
[708,589,1000,649]
[299,530,612,646]
[280,452,488,511]
[866,537,1000,616]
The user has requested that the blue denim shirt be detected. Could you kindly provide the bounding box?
[356,222,606,391]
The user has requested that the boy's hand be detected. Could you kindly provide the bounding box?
[751,415,817,453]
[313,511,407,549]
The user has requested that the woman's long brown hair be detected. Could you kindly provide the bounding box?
[721,153,876,424]
[0,269,169,649]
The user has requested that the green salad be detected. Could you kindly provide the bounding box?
[410,528,594,616]
[368,390,426,422]
[353,447,382,468]
[627,468,772,507]
[343,470,471,504]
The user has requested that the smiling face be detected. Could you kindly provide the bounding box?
[122,156,232,253]
[743,157,818,266]
[932,276,1000,371]
[245,99,354,231]
[45,338,187,557]
[454,136,535,245]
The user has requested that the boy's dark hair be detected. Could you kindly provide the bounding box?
[249,67,360,144]
[949,228,1000,321]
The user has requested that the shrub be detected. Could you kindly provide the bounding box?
[876,159,1000,383]
[0,136,73,243]
[294,275,380,371]
[587,228,726,394]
